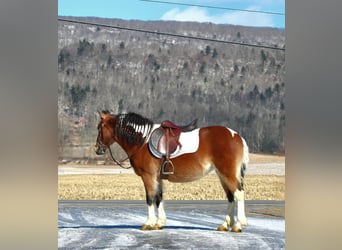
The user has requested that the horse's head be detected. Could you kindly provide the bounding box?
[95,111,117,155]
[96,111,154,156]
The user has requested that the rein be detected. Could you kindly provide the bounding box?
[107,145,132,169]
[107,132,150,169]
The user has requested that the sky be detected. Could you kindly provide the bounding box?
[58,0,285,28]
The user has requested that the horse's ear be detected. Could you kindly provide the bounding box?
[98,110,105,119]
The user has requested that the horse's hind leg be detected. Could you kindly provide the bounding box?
[235,189,248,226]
[217,189,243,232]
[236,163,248,226]
[217,176,244,232]
[217,189,235,232]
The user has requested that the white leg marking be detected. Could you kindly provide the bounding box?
[156,201,166,227]
[144,204,157,226]
[227,201,235,227]
[235,190,248,226]
[220,215,231,229]
[219,203,235,230]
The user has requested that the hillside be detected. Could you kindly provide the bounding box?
[58,16,285,159]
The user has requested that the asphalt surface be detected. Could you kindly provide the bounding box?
[58,162,285,176]
[58,200,285,249]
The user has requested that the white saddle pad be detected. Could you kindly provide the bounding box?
[148,126,200,159]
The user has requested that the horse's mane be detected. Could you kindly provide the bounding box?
[115,112,154,146]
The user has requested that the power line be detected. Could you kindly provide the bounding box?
[58,18,285,51]
[140,0,285,16]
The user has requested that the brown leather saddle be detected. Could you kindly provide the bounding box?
[148,119,198,174]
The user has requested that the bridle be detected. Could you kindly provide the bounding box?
[96,123,132,169]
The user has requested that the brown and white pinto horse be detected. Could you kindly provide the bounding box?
[95,111,249,232]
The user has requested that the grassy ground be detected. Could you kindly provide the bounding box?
[58,153,285,200]
[58,174,284,200]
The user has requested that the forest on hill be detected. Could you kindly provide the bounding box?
[58,17,285,160]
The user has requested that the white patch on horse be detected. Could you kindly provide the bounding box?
[226,127,237,137]
[242,137,249,167]
[202,162,214,176]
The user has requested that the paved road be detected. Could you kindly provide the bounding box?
[58,162,285,176]
[59,200,285,249]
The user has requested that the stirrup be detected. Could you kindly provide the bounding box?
[162,160,174,175]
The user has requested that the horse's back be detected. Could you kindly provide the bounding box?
[198,125,246,162]
[199,125,243,146]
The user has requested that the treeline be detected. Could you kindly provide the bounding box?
[58,17,285,159]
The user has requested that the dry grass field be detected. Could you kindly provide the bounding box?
[58,154,285,200]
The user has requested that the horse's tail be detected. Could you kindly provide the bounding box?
[239,136,249,190]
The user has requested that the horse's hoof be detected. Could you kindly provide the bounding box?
[217,225,228,231]
[140,224,153,230]
[152,224,164,230]
[231,225,242,232]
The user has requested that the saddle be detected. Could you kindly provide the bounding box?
[150,119,198,174]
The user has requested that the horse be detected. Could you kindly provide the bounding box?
[95,111,249,232]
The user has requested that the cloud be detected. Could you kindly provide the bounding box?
[161,7,211,23]
[161,6,275,27]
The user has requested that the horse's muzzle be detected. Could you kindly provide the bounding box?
[95,145,106,155]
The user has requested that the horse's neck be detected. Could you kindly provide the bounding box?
[119,141,139,157]
[115,124,154,156]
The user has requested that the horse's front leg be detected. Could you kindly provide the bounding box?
[141,200,157,230]
[140,176,166,230]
